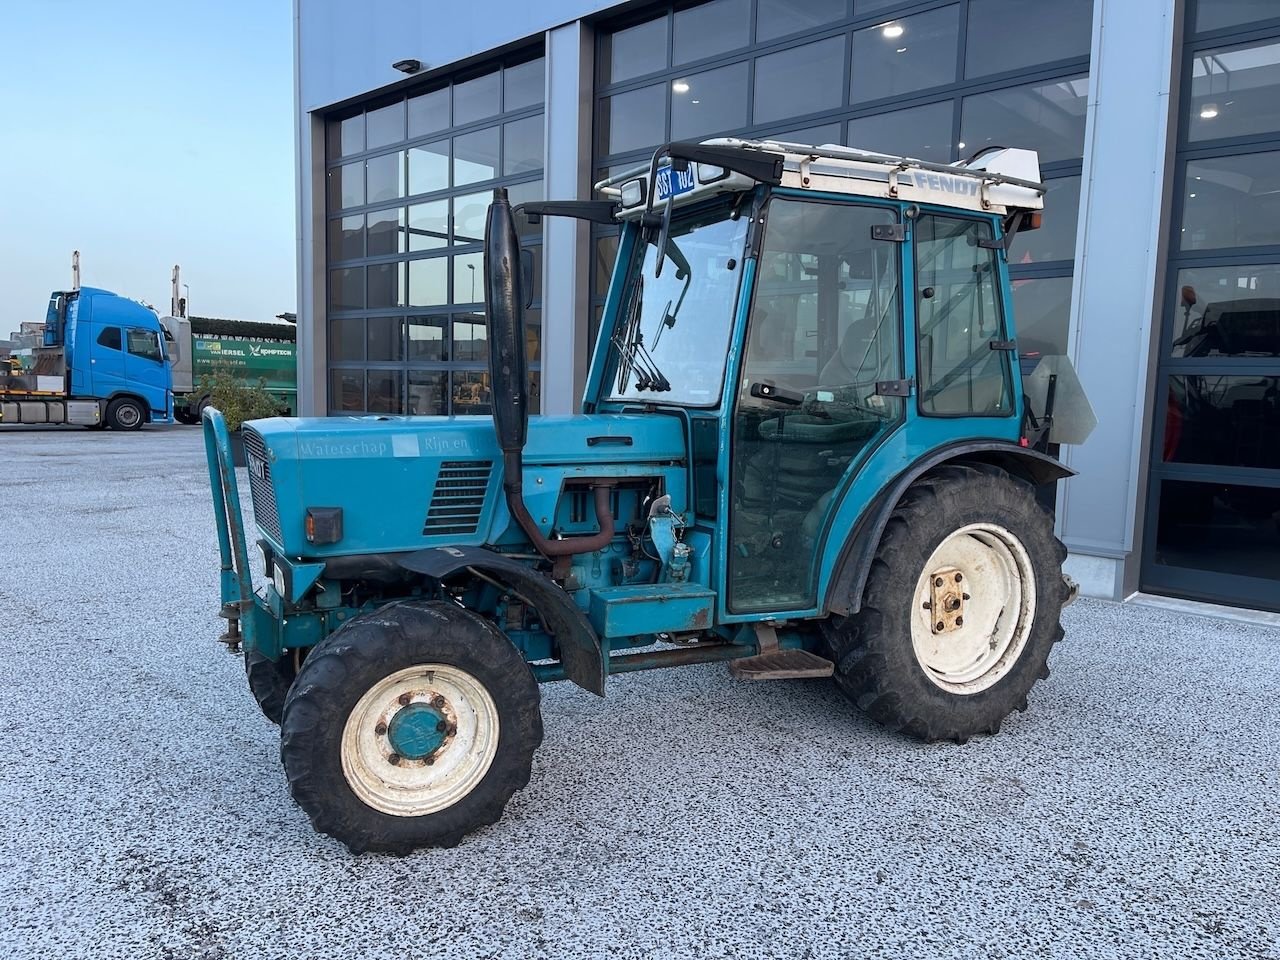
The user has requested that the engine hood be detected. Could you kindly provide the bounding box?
[241,413,688,557]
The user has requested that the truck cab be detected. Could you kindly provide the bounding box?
[1,286,173,429]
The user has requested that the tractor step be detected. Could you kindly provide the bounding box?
[729,649,835,681]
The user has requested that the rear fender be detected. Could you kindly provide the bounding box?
[824,442,1072,617]
[399,546,606,696]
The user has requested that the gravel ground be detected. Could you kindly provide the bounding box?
[0,425,1277,960]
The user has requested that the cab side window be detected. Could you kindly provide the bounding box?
[126,328,164,363]
[97,327,122,351]
[914,215,1013,417]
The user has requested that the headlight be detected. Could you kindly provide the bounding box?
[619,178,645,207]
[272,565,287,600]
[697,163,727,184]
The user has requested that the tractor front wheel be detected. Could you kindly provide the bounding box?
[244,649,297,725]
[823,464,1068,743]
[279,599,542,853]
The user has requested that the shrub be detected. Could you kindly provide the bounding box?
[189,365,283,431]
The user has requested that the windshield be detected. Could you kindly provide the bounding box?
[607,203,749,405]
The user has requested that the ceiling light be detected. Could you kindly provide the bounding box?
[1189,192,1197,198]
[1200,103,1219,119]
[691,99,700,104]
[958,141,966,149]
[896,47,907,53]
[882,22,904,39]
[672,80,690,94]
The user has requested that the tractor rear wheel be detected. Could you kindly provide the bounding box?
[244,649,297,725]
[279,599,542,853]
[822,463,1068,743]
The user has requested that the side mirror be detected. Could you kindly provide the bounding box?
[520,248,535,310]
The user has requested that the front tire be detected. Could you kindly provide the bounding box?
[245,649,297,724]
[279,599,543,853]
[823,464,1068,743]
[106,397,145,431]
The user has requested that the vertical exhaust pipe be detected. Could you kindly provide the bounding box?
[484,189,615,559]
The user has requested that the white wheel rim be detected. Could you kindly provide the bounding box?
[910,522,1036,695]
[117,404,141,427]
[341,664,500,817]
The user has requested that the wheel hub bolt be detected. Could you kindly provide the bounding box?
[954,572,963,583]
[398,693,412,706]
[934,577,944,587]
[436,720,449,733]
[956,616,964,627]
[387,753,401,765]
[936,621,945,632]
[431,694,446,709]
[375,722,388,736]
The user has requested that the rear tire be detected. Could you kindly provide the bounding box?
[822,464,1067,743]
[279,599,542,853]
[106,397,145,431]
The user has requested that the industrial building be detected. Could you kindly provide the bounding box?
[292,0,1280,613]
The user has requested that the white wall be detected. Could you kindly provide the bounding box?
[1057,0,1180,599]
[297,0,615,111]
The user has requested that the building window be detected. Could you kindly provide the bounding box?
[590,0,1092,359]
[1143,1,1280,611]
[324,52,545,415]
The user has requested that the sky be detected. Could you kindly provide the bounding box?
[0,0,295,333]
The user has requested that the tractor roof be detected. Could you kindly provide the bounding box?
[597,138,1045,220]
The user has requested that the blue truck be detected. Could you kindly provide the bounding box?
[1,285,173,429]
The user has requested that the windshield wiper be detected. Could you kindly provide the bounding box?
[650,229,702,353]
[611,275,671,393]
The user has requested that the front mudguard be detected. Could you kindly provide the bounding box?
[399,546,606,696]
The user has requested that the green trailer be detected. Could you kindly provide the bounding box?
[163,315,297,423]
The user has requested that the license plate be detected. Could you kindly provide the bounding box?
[656,164,696,201]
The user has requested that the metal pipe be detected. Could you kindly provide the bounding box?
[504,476,615,558]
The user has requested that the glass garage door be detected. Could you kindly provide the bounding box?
[1142,1,1280,611]
[324,52,545,415]
[590,0,1094,359]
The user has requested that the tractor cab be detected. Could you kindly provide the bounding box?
[203,138,1094,855]
[580,139,1073,617]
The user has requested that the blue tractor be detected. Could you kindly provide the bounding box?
[205,139,1091,853]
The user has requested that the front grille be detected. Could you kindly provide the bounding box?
[423,460,492,536]
[241,428,282,543]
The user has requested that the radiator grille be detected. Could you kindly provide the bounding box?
[423,460,492,536]
[241,428,282,543]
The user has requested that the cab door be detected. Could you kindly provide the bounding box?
[88,324,128,396]
[726,195,907,614]
[123,327,171,413]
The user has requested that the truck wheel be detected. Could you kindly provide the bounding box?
[822,463,1068,743]
[244,649,297,725]
[279,599,543,853]
[106,397,145,431]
